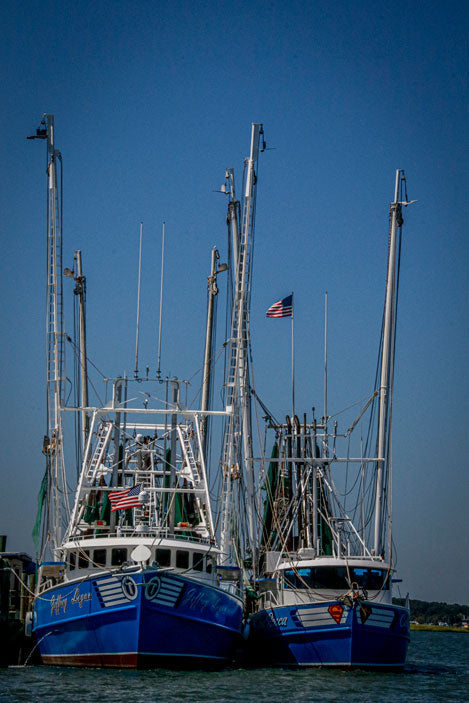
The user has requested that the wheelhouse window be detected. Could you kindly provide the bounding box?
[283,566,389,590]
[206,556,215,574]
[192,552,204,572]
[68,551,76,571]
[155,549,171,567]
[78,549,90,569]
[350,567,389,590]
[93,549,107,567]
[176,550,189,569]
[111,548,127,566]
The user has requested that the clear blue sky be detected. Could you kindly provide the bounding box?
[1,0,467,604]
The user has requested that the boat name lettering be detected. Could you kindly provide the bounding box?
[71,588,92,608]
[50,594,67,615]
[269,612,287,628]
[182,587,231,616]
[183,587,209,612]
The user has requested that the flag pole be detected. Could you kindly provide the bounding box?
[291,291,295,422]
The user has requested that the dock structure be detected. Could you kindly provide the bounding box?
[0,537,36,666]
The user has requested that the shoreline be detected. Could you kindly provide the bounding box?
[411,625,469,633]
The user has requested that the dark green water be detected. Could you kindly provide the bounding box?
[1,632,468,702]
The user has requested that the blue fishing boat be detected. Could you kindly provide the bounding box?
[242,170,414,668]
[29,114,243,668]
[245,557,409,668]
[216,155,414,668]
[33,538,242,667]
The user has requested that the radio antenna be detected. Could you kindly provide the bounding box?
[134,222,143,379]
[156,221,165,381]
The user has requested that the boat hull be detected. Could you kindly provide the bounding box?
[246,600,410,668]
[33,568,243,668]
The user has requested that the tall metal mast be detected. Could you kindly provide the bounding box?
[29,114,67,556]
[65,250,89,468]
[74,251,89,452]
[200,247,227,462]
[373,170,408,556]
[220,123,264,571]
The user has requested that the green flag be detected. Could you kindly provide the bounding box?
[32,471,47,553]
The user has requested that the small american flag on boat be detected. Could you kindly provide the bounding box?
[266,294,293,318]
[109,484,143,511]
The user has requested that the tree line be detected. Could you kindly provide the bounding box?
[393,598,469,625]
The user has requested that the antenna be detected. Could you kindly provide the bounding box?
[324,291,328,424]
[291,291,295,424]
[156,221,165,381]
[134,222,143,379]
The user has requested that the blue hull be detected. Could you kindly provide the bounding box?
[33,569,243,668]
[247,600,410,668]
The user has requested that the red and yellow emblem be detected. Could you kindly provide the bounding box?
[328,604,344,624]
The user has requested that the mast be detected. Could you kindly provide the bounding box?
[311,418,319,553]
[226,170,240,280]
[220,123,264,571]
[200,247,226,462]
[169,379,179,533]
[373,170,404,556]
[29,114,67,557]
[74,251,89,452]
[109,378,123,533]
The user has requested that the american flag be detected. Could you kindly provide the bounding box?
[266,294,293,318]
[109,484,143,512]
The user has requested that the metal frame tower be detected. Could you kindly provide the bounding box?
[29,114,67,557]
[219,123,264,572]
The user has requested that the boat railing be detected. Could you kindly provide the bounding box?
[258,590,279,608]
[219,581,243,599]
[65,528,215,546]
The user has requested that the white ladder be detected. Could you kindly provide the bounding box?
[85,421,113,486]
[133,447,153,523]
[177,425,201,486]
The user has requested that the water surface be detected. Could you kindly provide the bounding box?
[2,632,468,702]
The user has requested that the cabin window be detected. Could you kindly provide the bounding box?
[206,556,214,574]
[111,548,128,566]
[350,567,389,590]
[78,549,90,569]
[68,552,76,571]
[192,552,204,571]
[93,549,107,567]
[283,566,389,590]
[155,549,171,567]
[176,550,189,569]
